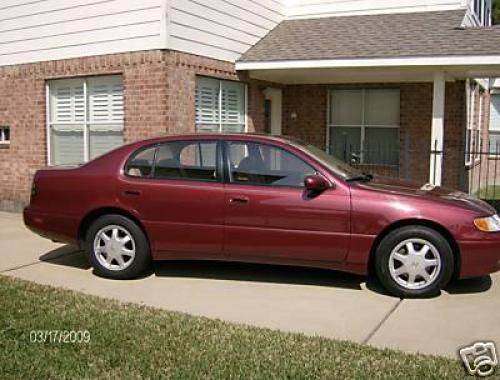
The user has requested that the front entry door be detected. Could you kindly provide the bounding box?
[263,87,282,135]
[223,140,351,264]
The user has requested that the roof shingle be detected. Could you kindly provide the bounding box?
[238,10,500,62]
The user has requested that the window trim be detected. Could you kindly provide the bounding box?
[46,75,123,166]
[222,140,319,189]
[195,76,248,133]
[124,140,224,184]
[326,87,400,166]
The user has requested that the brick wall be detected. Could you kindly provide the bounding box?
[399,83,433,183]
[282,82,466,188]
[282,85,327,149]
[0,49,470,210]
[0,51,169,210]
[468,86,500,196]
[443,81,466,189]
[0,50,269,210]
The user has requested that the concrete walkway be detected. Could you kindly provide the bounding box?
[1,211,499,359]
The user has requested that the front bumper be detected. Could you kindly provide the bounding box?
[458,238,500,278]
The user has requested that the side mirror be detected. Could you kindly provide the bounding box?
[304,174,330,192]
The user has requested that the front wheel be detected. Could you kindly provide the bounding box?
[375,226,454,298]
[85,214,150,279]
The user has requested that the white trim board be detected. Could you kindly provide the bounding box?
[236,56,500,70]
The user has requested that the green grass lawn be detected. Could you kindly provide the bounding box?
[475,185,500,200]
[0,276,467,379]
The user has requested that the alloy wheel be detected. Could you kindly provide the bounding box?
[93,225,136,271]
[388,238,441,290]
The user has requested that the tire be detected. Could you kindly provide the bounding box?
[85,214,150,279]
[375,226,454,298]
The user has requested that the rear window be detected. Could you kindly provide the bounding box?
[125,146,156,177]
[125,141,218,181]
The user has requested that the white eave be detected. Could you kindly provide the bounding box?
[236,55,500,71]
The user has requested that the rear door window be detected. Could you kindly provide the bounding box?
[154,141,218,181]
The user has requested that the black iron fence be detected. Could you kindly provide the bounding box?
[333,139,500,212]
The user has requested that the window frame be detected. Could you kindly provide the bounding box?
[46,75,124,166]
[0,126,10,145]
[222,140,318,189]
[124,140,224,184]
[326,88,400,166]
[195,76,248,133]
[489,92,500,158]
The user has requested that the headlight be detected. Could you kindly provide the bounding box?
[474,215,500,232]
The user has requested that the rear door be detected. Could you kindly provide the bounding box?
[118,139,225,258]
[223,140,351,264]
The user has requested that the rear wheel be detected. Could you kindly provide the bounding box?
[375,226,454,298]
[85,215,150,279]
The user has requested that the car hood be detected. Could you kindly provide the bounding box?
[353,176,496,215]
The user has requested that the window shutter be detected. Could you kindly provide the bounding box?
[195,77,220,131]
[88,76,124,123]
[50,79,85,125]
[49,79,85,165]
[221,81,245,132]
[88,76,124,159]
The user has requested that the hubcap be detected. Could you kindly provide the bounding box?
[93,225,136,271]
[388,238,441,290]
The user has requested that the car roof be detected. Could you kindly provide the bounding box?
[130,132,302,147]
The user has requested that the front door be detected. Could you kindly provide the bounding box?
[118,140,225,258]
[223,140,351,264]
[263,87,282,135]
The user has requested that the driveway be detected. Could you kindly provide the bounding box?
[1,211,499,359]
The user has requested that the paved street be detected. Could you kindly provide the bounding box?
[1,211,498,359]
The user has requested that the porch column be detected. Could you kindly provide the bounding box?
[429,71,445,185]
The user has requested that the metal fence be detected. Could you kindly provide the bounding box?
[333,139,500,212]
[459,141,500,212]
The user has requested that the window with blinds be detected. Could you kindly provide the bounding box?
[328,88,400,166]
[48,75,123,166]
[195,77,246,133]
[490,94,500,154]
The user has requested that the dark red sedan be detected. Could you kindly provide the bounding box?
[24,134,500,297]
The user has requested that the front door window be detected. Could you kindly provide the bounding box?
[226,141,316,187]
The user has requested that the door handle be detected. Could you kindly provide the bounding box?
[229,196,249,204]
[123,189,142,197]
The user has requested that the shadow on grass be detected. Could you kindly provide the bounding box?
[38,245,492,296]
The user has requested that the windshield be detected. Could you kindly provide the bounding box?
[289,140,362,179]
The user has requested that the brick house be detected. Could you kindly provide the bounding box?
[1,0,500,210]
